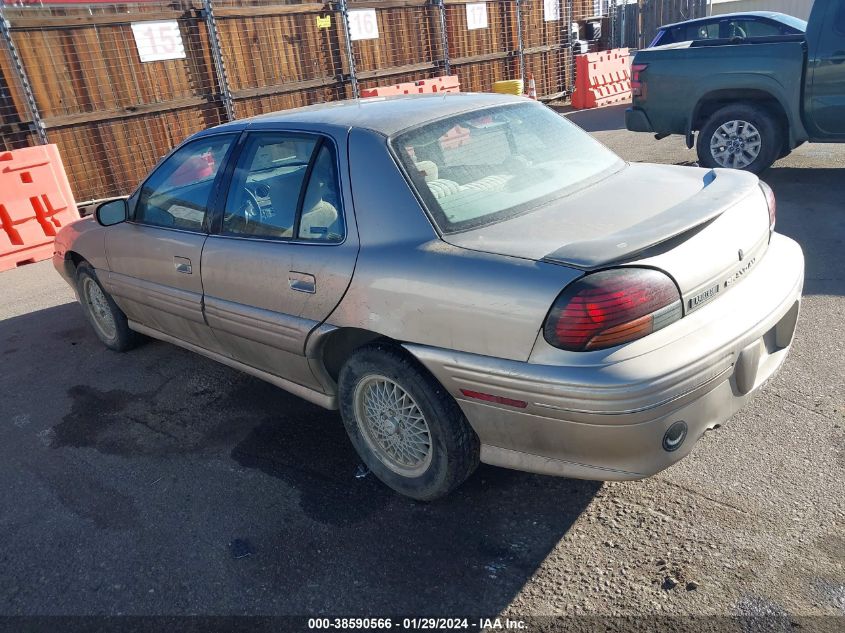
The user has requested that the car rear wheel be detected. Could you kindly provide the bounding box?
[697,104,782,174]
[76,262,140,352]
[338,343,480,500]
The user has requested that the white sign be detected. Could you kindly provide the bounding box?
[543,0,561,22]
[348,9,379,41]
[466,3,488,30]
[131,21,186,63]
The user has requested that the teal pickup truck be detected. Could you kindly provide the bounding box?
[625,0,845,173]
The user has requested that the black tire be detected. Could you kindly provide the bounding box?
[75,262,140,352]
[338,343,480,501]
[696,104,782,174]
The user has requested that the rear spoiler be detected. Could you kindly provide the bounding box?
[542,169,756,269]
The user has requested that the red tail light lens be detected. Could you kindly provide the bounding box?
[760,180,776,233]
[632,63,648,98]
[543,268,682,352]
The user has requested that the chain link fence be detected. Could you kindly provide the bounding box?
[0,1,230,201]
[612,0,709,49]
[1,0,623,203]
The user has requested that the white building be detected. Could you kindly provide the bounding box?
[709,0,814,20]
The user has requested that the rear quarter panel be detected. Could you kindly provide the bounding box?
[328,128,582,362]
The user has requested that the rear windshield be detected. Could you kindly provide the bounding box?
[390,103,623,233]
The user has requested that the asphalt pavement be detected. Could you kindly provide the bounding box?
[1,105,842,624]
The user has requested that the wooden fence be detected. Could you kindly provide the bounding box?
[0,0,601,203]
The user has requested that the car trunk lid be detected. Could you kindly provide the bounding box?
[442,163,771,310]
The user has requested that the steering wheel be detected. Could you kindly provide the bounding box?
[729,24,747,40]
[224,186,263,230]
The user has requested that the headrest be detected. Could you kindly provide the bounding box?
[415,160,439,182]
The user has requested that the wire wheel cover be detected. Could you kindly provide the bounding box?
[354,375,433,477]
[83,277,116,340]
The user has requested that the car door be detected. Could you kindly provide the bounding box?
[806,0,845,137]
[102,133,237,352]
[200,129,358,390]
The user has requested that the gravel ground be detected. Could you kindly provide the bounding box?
[0,106,842,627]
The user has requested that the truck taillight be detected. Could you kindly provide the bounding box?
[760,180,776,234]
[543,268,682,352]
[632,63,648,98]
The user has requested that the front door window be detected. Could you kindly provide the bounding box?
[134,135,235,232]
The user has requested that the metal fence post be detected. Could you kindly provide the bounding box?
[0,5,48,144]
[609,0,615,49]
[338,0,360,99]
[621,0,626,48]
[435,0,451,75]
[515,0,525,80]
[202,0,236,121]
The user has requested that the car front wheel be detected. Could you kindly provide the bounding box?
[697,104,782,174]
[338,343,480,500]
[76,262,140,352]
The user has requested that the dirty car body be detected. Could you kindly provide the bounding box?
[54,94,804,499]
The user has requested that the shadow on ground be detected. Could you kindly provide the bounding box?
[0,302,600,615]
[560,103,629,133]
[762,167,845,297]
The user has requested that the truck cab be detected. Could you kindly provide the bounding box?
[804,0,845,138]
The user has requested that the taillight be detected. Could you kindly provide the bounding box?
[543,268,682,352]
[632,63,648,99]
[759,180,776,234]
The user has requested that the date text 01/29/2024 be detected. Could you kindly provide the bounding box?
[307,618,527,630]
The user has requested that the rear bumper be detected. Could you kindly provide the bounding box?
[625,107,655,133]
[405,233,804,480]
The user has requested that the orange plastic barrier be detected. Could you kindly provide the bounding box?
[0,144,80,272]
[360,75,460,98]
[571,48,631,110]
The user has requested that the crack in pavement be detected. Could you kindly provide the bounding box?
[659,479,751,515]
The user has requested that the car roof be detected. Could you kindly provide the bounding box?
[660,11,791,30]
[198,92,528,138]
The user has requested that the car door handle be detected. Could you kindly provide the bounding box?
[288,271,316,294]
[174,256,192,274]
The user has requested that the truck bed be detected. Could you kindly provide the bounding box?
[627,40,807,142]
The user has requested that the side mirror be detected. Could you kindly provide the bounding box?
[95,199,128,227]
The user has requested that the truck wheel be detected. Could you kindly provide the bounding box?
[697,104,782,174]
[76,262,140,352]
[338,343,480,501]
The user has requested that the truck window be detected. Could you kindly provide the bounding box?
[688,22,719,40]
[726,19,782,38]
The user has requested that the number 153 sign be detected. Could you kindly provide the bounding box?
[131,21,186,62]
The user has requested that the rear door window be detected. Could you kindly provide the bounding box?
[223,133,317,239]
[688,21,719,40]
[222,132,344,243]
[724,19,782,38]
